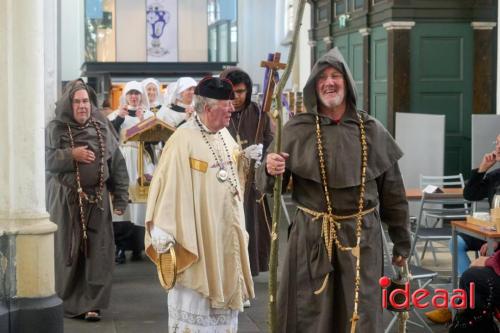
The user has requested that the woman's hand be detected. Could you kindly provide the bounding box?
[136,106,144,121]
[72,146,95,164]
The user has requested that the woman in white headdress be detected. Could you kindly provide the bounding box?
[141,78,163,115]
[157,77,197,127]
[107,81,154,262]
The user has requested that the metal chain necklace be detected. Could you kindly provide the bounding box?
[315,113,367,333]
[66,117,106,257]
[229,108,248,148]
[195,115,240,200]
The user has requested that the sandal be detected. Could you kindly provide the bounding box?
[84,311,101,322]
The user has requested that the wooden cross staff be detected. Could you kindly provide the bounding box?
[260,53,287,116]
[243,53,286,204]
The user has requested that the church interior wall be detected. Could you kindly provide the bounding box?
[115,0,147,61]
[178,0,208,61]
[59,0,315,105]
[60,0,84,81]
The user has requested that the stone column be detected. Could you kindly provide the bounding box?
[359,28,371,112]
[0,0,63,332]
[471,22,497,114]
[44,0,60,124]
[383,21,415,134]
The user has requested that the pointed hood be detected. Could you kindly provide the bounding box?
[303,47,358,114]
[219,67,253,108]
[274,48,403,189]
[54,78,107,126]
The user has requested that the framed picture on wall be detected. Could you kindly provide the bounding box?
[146,0,178,62]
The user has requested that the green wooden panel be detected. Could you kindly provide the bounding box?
[333,32,364,110]
[349,32,364,107]
[334,34,348,58]
[410,23,473,177]
[370,26,388,127]
[316,40,327,59]
[420,38,462,80]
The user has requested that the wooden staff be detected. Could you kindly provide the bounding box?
[245,53,285,203]
[268,1,307,332]
[397,262,410,333]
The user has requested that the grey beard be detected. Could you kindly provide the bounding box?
[319,92,344,109]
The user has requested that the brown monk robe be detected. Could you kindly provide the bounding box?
[220,67,274,276]
[256,48,411,332]
[45,80,129,319]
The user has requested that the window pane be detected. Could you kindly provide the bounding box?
[85,0,116,62]
[354,0,364,9]
[218,22,229,62]
[317,5,328,22]
[209,26,217,61]
[230,24,237,62]
[207,0,237,62]
[335,1,346,16]
[316,40,326,59]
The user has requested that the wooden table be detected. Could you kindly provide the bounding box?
[405,187,463,200]
[451,220,500,289]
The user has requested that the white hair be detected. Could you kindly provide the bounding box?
[194,95,220,115]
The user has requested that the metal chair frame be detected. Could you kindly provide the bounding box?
[409,174,471,266]
[381,224,437,333]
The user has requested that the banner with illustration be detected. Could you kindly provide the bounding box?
[146,0,178,61]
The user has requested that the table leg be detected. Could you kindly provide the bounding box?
[452,227,458,290]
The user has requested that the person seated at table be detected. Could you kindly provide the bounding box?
[426,134,500,324]
[449,249,500,332]
[455,133,500,275]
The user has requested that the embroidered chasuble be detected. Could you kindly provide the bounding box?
[145,116,254,331]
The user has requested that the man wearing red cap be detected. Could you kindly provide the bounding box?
[145,77,255,332]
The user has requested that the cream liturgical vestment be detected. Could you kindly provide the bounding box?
[145,116,254,332]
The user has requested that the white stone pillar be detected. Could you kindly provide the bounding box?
[0,0,62,331]
[44,0,60,125]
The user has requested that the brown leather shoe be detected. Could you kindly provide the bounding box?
[424,308,452,324]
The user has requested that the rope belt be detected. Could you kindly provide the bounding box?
[297,205,376,295]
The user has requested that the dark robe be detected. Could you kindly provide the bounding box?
[45,80,129,317]
[256,48,411,333]
[228,101,273,276]
[463,168,500,206]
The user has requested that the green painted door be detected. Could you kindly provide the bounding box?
[316,39,326,60]
[370,26,388,127]
[410,23,473,177]
[334,32,364,109]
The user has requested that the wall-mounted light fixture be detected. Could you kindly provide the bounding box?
[338,14,350,28]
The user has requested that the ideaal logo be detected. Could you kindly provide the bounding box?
[379,276,475,310]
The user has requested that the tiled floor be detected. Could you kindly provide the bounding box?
[64,199,454,333]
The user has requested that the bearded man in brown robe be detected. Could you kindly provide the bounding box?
[220,67,273,276]
[45,79,129,321]
[257,47,411,332]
